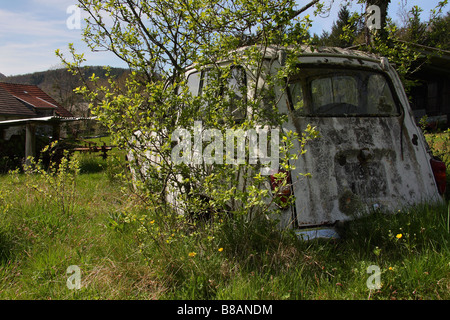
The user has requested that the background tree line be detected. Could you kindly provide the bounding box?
[310,3,449,50]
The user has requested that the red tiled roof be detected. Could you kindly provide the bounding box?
[0,82,73,117]
[0,85,36,117]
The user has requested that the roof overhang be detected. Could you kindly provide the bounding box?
[0,116,96,127]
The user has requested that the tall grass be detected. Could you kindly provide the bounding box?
[0,158,156,299]
[127,198,449,300]
[0,150,448,300]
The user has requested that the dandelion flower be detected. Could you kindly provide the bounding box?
[218,248,223,252]
[188,252,196,257]
[396,233,402,239]
[389,267,394,271]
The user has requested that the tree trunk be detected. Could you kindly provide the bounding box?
[365,0,391,45]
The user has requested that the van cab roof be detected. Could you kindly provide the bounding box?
[186,45,388,73]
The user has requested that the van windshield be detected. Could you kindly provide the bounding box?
[288,68,400,116]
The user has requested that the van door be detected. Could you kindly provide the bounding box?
[283,64,439,227]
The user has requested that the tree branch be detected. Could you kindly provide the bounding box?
[290,0,322,21]
[125,0,183,76]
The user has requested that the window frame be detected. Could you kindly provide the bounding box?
[185,65,248,121]
[287,65,402,118]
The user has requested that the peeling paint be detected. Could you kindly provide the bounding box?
[278,48,442,228]
[338,189,363,218]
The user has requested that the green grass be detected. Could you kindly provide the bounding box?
[0,151,448,300]
[0,165,157,299]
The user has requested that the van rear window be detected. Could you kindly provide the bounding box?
[288,68,400,116]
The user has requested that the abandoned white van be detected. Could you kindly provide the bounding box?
[278,47,447,237]
[132,45,446,238]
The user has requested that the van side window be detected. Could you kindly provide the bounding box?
[288,68,400,117]
[187,66,247,121]
[187,70,201,96]
[227,66,247,121]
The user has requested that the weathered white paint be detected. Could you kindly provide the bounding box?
[130,46,443,232]
[274,47,441,228]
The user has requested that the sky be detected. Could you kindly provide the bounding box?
[0,0,447,77]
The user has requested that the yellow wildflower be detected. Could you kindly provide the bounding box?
[188,252,196,257]
[396,233,402,239]
[218,248,223,252]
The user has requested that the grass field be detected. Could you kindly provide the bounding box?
[0,146,449,300]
